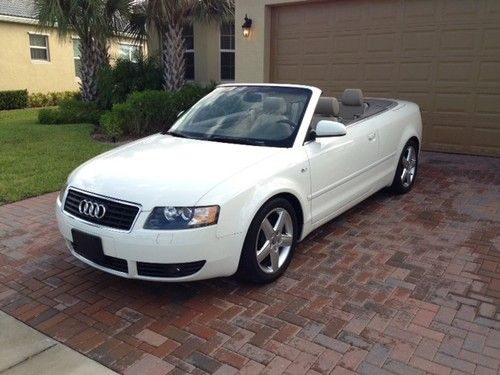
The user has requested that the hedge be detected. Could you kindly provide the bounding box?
[29,91,79,108]
[0,90,28,110]
[97,55,163,110]
[39,98,103,125]
[100,84,215,138]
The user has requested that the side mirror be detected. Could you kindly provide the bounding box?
[315,120,347,137]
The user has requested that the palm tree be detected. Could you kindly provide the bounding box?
[35,0,132,102]
[129,0,233,91]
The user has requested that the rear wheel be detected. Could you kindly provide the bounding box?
[237,198,298,283]
[390,140,418,194]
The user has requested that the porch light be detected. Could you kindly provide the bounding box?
[242,14,252,38]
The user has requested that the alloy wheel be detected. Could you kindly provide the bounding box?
[255,208,293,274]
[400,145,417,188]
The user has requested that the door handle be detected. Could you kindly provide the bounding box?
[368,132,376,141]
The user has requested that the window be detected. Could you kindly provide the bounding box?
[220,22,235,81]
[171,86,312,148]
[119,43,142,62]
[183,24,194,80]
[73,39,81,78]
[29,34,49,61]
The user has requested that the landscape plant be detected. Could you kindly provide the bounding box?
[0,90,28,110]
[100,84,215,138]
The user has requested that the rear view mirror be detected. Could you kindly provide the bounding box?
[243,92,262,103]
[315,120,347,137]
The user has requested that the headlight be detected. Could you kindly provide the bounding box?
[144,206,220,230]
[59,182,68,201]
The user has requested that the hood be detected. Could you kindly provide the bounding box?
[69,134,280,209]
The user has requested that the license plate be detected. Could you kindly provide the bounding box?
[71,229,104,263]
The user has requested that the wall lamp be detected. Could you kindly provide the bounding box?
[242,14,252,38]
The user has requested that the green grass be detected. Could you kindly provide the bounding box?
[0,108,113,205]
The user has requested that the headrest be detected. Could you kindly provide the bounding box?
[341,88,364,106]
[315,97,340,116]
[263,96,287,115]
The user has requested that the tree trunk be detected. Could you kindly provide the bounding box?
[95,38,110,69]
[79,37,109,102]
[161,23,185,91]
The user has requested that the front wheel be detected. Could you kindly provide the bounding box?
[237,198,298,283]
[390,140,418,194]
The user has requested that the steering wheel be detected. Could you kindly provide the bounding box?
[276,119,297,129]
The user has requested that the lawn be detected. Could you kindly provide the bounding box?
[0,108,113,205]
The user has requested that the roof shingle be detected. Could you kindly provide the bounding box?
[0,0,36,19]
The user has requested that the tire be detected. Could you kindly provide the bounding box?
[390,139,419,194]
[237,198,298,283]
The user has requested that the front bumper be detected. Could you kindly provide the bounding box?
[55,198,243,281]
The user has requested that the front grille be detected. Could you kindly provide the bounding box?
[137,260,206,278]
[72,244,128,273]
[64,189,140,231]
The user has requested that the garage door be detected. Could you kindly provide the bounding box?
[270,0,500,156]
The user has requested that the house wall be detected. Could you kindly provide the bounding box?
[193,21,221,84]
[0,19,141,94]
[234,0,304,83]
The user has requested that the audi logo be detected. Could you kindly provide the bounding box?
[78,200,106,219]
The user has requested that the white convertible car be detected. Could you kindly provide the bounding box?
[56,84,422,283]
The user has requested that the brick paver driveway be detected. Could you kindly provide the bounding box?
[0,152,499,375]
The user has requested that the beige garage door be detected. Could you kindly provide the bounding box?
[270,0,500,156]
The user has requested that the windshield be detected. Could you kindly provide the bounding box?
[168,86,312,147]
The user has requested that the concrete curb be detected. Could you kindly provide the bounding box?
[0,311,118,375]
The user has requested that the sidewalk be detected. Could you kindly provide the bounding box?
[0,311,117,375]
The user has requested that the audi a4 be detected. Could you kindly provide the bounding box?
[56,84,422,283]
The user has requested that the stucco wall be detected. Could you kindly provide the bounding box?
[0,19,140,94]
[193,21,221,84]
[234,0,304,83]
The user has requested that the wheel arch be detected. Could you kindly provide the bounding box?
[408,136,420,152]
[267,192,305,240]
[235,190,306,283]
[234,190,307,243]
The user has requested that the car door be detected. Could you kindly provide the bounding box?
[305,122,379,225]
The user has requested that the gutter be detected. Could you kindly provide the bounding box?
[0,14,37,25]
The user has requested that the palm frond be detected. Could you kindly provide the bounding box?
[34,0,72,38]
[192,0,234,24]
[126,2,149,44]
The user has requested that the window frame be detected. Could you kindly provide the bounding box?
[72,37,81,80]
[183,24,195,81]
[118,42,142,62]
[219,22,235,82]
[28,32,50,63]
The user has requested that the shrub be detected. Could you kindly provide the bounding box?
[59,98,102,124]
[38,108,63,124]
[38,98,102,125]
[100,84,215,138]
[28,91,79,108]
[0,90,28,110]
[97,55,163,109]
[100,110,124,138]
[104,90,175,137]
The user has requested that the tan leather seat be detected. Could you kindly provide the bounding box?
[315,97,340,117]
[311,97,340,129]
[340,89,365,121]
[250,97,292,139]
